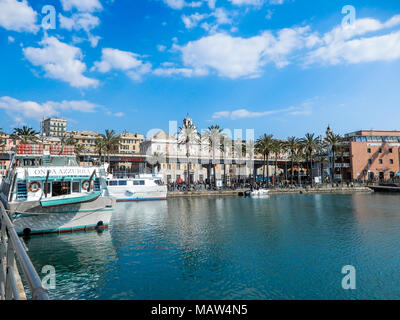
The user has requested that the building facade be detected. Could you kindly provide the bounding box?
[140,118,256,184]
[41,118,67,137]
[119,132,145,154]
[346,130,400,182]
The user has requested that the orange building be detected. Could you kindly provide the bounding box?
[346,130,400,181]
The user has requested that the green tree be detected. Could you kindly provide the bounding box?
[272,140,284,186]
[178,121,200,187]
[12,126,40,144]
[285,137,300,187]
[325,132,343,186]
[300,133,320,186]
[203,125,225,187]
[99,130,121,172]
[256,134,274,187]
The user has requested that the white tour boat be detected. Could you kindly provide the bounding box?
[106,173,167,202]
[250,189,270,197]
[0,144,116,236]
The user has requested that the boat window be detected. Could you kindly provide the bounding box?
[133,180,145,185]
[140,180,145,185]
[72,181,80,193]
[52,181,71,197]
[118,180,127,186]
[154,180,162,185]
[109,180,118,186]
[44,182,51,195]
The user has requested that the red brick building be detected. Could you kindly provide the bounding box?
[345,130,400,181]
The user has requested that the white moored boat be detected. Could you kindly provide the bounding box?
[250,189,270,197]
[0,144,115,236]
[106,173,167,202]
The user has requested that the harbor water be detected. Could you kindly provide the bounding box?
[24,193,400,300]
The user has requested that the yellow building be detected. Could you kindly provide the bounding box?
[119,132,145,154]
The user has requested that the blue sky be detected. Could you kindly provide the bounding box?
[1,0,400,139]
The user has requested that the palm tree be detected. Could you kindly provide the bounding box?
[325,132,343,186]
[203,125,225,187]
[95,138,106,165]
[318,156,330,183]
[12,126,40,144]
[148,152,165,174]
[73,144,85,163]
[245,139,256,184]
[294,147,305,186]
[99,130,120,172]
[300,133,320,186]
[286,137,300,187]
[178,121,200,187]
[272,140,284,186]
[256,134,274,187]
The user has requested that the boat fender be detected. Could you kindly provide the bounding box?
[28,182,41,193]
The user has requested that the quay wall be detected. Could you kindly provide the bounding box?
[167,187,372,197]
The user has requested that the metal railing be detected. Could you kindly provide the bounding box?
[0,202,49,300]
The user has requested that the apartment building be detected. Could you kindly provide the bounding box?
[41,118,67,137]
[119,132,145,154]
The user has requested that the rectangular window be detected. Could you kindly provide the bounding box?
[379,148,382,153]
[379,159,383,164]
[109,180,118,186]
[368,159,372,165]
[367,148,371,153]
[72,181,80,193]
[389,148,393,153]
[118,180,127,186]
[390,159,394,164]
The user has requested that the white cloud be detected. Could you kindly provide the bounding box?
[306,15,400,65]
[59,12,101,47]
[182,12,209,29]
[93,48,152,81]
[0,96,98,122]
[163,0,203,10]
[60,0,102,12]
[59,13,100,33]
[153,67,207,77]
[157,44,167,52]
[212,105,311,120]
[177,27,315,79]
[227,0,263,6]
[0,0,38,33]
[8,36,15,43]
[23,37,99,88]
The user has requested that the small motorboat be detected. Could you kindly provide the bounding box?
[250,189,270,197]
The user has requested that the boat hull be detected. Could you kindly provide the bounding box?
[107,187,167,202]
[3,196,116,236]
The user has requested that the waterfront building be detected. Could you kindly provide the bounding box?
[140,118,257,184]
[68,130,100,154]
[345,130,400,182]
[119,131,145,154]
[41,117,67,137]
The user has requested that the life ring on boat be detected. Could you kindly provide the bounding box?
[82,180,91,190]
[28,181,41,193]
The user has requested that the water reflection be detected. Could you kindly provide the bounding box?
[24,194,400,300]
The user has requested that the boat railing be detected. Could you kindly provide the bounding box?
[0,202,49,300]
